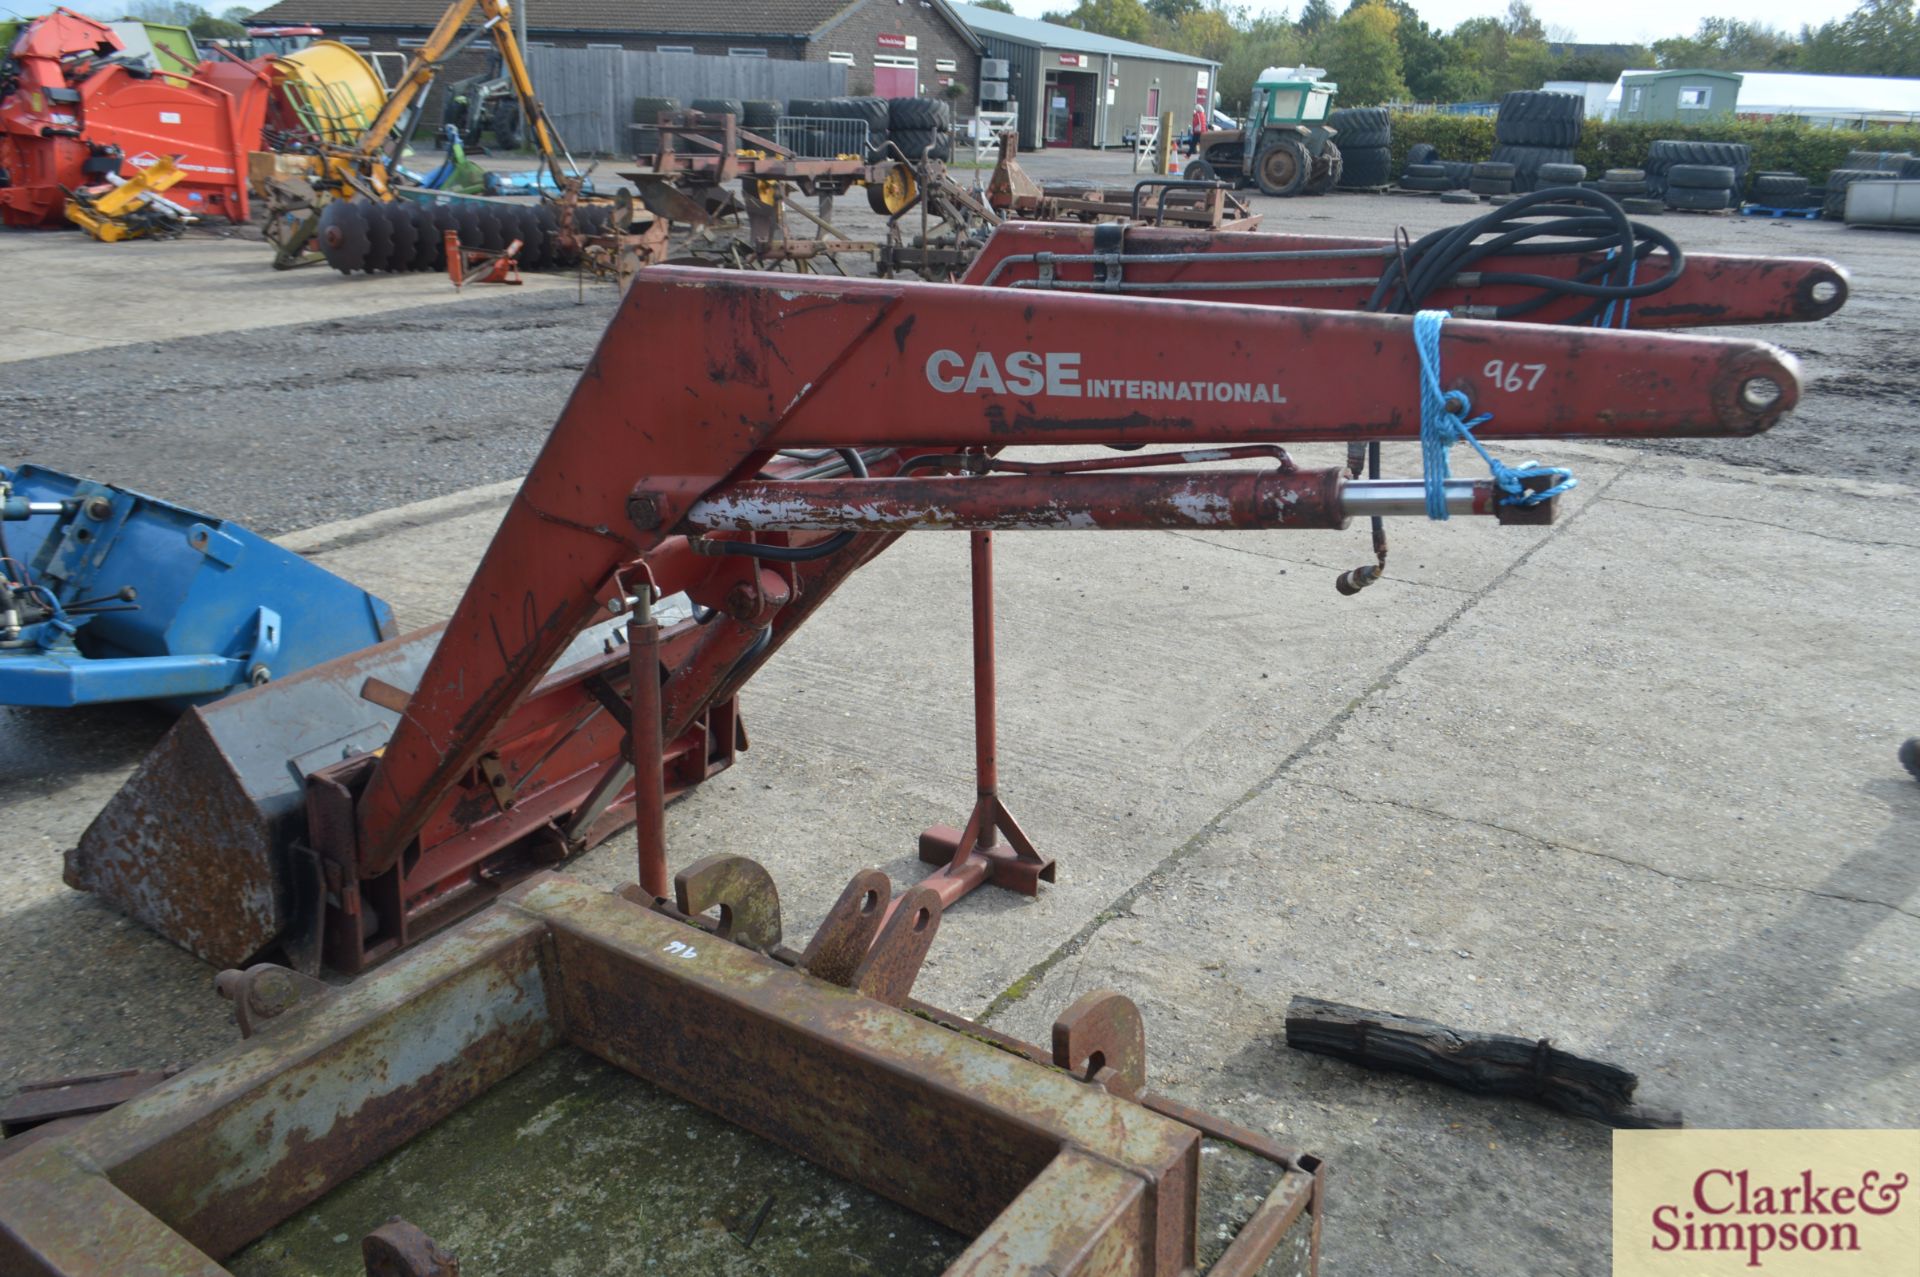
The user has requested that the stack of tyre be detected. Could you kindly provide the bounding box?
[1328,106,1390,189]
[889,95,952,162]
[1643,140,1749,205]
[1821,151,1920,219]
[631,95,678,155]
[1397,143,1473,192]
[1662,162,1741,212]
[782,96,892,160]
[1589,166,1662,212]
[1746,171,1811,209]
[1488,90,1583,192]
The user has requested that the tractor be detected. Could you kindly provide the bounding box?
[1184,67,1341,197]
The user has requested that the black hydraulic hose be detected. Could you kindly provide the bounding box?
[705,448,870,562]
[1365,188,1684,325]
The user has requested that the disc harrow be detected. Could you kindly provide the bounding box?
[315,198,605,275]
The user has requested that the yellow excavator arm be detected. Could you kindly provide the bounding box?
[357,0,574,190]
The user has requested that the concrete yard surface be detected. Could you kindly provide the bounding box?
[1,150,1916,1274]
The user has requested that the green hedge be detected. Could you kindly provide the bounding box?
[1387,114,1920,181]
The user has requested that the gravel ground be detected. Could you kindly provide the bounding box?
[0,292,618,535]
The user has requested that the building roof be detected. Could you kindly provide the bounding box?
[246,0,970,43]
[950,2,1213,67]
[1605,69,1920,117]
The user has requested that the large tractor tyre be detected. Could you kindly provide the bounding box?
[787,97,831,119]
[1536,162,1587,186]
[691,97,743,122]
[742,99,782,130]
[1399,174,1452,192]
[1471,160,1515,181]
[1751,172,1809,202]
[1441,160,1474,188]
[1602,167,1646,184]
[631,95,678,156]
[1467,176,1512,196]
[632,95,678,123]
[1665,185,1730,211]
[1493,90,1582,148]
[892,128,952,162]
[1326,107,1389,149]
[1252,136,1311,196]
[1668,163,1736,190]
[887,96,949,132]
[1183,159,1218,182]
[489,102,522,151]
[1823,168,1897,217]
[1305,142,1343,194]
[1404,142,1439,168]
[1337,144,1391,188]
[1843,149,1908,172]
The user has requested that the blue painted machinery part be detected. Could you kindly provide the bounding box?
[0,464,397,709]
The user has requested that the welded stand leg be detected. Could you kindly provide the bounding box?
[628,593,669,901]
[915,531,1056,909]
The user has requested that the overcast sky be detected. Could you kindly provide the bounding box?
[1000,0,1864,47]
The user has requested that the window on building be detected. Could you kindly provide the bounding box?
[397,37,426,47]
[1627,86,1644,112]
[337,35,369,46]
[587,42,622,50]
[1678,86,1711,109]
[729,47,769,58]
[935,58,956,73]
[658,44,695,54]
[828,51,855,65]
[525,40,554,47]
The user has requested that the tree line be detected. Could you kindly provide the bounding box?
[983,0,1920,109]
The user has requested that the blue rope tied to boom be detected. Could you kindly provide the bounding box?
[1591,247,1639,330]
[1414,310,1577,520]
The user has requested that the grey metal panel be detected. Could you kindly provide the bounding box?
[525,46,846,154]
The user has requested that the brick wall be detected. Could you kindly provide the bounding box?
[805,0,979,101]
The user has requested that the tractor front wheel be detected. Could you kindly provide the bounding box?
[1253,137,1311,197]
[1306,141,1343,195]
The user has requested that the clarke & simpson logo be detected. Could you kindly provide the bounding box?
[1614,1130,1919,1275]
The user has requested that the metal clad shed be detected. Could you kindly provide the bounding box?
[951,2,1216,151]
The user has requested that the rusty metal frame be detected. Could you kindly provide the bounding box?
[0,868,1324,1275]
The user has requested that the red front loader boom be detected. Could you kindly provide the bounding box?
[74,229,1833,974]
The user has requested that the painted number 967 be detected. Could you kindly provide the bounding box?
[1483,360,1548,392]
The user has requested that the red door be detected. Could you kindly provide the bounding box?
[874,63,917,98]
[1045,80,1075,147]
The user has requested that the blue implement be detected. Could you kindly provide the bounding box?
[0,464,396,710]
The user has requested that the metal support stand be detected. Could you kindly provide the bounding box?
[914,530,1056,909]
[627,589,669,900]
